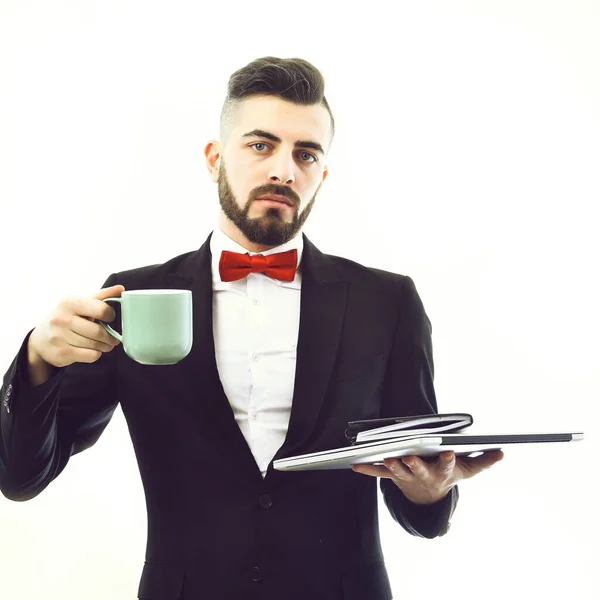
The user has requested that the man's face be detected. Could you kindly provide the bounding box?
[206,95,330,247]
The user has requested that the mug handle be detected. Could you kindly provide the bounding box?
[97,297,123,343]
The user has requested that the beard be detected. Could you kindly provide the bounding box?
[217,160,318,247]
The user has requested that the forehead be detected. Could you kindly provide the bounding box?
[234,95,330,144]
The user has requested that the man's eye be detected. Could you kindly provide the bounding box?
[250,143,317,163]
[299,151,317,163]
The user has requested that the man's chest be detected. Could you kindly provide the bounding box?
[212,274,301,403]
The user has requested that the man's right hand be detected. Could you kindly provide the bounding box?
[28,284,125,370]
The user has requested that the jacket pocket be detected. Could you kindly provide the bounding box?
[137,561,185,599]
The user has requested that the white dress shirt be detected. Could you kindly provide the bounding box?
[210,226,303,478]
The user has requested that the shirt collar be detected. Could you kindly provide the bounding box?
[210,225,303,289]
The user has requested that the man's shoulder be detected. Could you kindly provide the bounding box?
[318,247,409,287]
[109,247,199,288]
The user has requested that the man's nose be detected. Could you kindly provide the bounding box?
[268,156,295,185]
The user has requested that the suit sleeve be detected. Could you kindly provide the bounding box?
[0,274,121,502]
[378,275,459,538]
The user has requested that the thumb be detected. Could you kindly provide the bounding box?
[94,284,125,301]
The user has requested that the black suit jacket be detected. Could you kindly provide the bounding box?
[0,232,457,600]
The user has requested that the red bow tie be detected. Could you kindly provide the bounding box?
[219,249,298,282]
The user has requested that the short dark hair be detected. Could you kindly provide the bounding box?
[219,56,335,154]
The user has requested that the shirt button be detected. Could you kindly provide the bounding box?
[258,493,273,509]
[252,354,259,362]
[251,566,262,582]
[252,298,260,305]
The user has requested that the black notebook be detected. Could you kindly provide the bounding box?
[345,413,473,444]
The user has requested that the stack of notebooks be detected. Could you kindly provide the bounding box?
[345,413,474,444]
[273,413,583,471]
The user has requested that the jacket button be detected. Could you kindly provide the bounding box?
[258,493,273,509]
[4,383,12,401]
[251,566,262,582]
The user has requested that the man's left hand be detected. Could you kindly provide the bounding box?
[352,450,504,504]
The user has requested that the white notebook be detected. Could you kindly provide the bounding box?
[273,431,584,472]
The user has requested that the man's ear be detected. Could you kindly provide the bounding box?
[204,140,221,183]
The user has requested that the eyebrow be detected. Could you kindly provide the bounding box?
[241,129,325,156]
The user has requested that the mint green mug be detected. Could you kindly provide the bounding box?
[98,289,193,365]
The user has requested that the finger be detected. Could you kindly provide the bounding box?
[458,450,504,476]
[401,456,430,479]
[70,315,121,348]
[64,321,117,352]
[383,458,413,481]
[437,451,456,475]
[94,285,125,301]
[68,296,119,324]
[352,463,395,479]
[467,449,504,468]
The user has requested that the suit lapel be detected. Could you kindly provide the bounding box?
[165,235,265,478]
[165,232,348,476]
[273,235,348,461]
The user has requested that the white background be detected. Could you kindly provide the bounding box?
[1,1,598,598]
